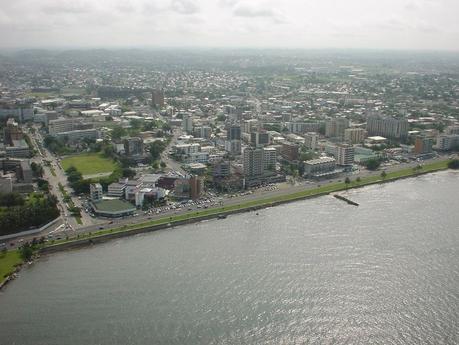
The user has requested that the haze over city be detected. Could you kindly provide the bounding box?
[1,0,459,50]
[1,1,459,344]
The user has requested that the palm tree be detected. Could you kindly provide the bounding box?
[344,177,351,188]
[381,170,387,179]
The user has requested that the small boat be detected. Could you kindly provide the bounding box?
[217,214,227,219]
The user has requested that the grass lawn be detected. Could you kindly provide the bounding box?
[0,251,23,280]
[61,153,118,176]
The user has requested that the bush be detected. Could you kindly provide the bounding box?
[448,159,459,169]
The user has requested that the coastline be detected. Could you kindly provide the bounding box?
[40,160,451,253]
[0,159,453,289]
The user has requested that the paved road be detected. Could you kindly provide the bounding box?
[33,154,455,241]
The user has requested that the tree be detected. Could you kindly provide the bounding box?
[344,177,351,187]
[19,243,34,261]
[149,141,167,161]
[122,168,136,178]
[160,161,167,169]
[31,162,44,178]
[111,126,127,140]
[356,176,361,183]
[381,171,387,179]
[365,158,381,171]
[448,159,459,169]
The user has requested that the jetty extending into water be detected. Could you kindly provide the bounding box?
[333,194,359,206]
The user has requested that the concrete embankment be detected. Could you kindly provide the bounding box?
[333,194,359,206]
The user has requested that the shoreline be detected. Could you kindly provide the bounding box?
[0,160,453,289]
[40,160,451,253]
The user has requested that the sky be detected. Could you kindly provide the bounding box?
[0,0,459,50]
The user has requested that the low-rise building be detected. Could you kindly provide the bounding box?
[304,157,337,178]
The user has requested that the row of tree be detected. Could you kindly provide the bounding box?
[0,192,60,236]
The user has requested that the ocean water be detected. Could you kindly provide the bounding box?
[0,171,458,345]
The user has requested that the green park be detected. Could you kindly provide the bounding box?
[61,153,118,176]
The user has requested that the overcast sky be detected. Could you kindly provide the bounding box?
[1,0,458,50]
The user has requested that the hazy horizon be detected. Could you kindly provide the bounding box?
[1,0,459,51]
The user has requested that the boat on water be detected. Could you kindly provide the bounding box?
[217,215,227,219]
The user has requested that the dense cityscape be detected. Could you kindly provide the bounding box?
[0,49,458,244]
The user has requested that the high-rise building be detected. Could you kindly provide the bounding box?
[243,147,264,178]
[3,118,23,145]
[182,114,193,133]
[190,175,203,200]
[280,142,299,161]
[152,89,165,108]
[344,128,367,144]
[366,115,409,140]
[193,126,212,139]
[414,136,433,154]
[242,119,258,134]
[436,134,459,151]
[286,122,321,134]
[250,131,270,147]
[263,147,277,171]
[0,100,34,122]
[90,183,103,202]
[124,137,144,156]
[325,118,349,138]
[336,144,354,166]
[304,132,319,150]
[446,126,459,135]
[227,125,241,140]
[224,140,242,155]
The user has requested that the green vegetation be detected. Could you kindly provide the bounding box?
[365,158,382,170]
[46,160,451,249]
[149,141,168,162]
[43,135,76,155]
[61,153,118,176]
[448,159,459,169]
[0,250,22,280]
[0,192,60,236]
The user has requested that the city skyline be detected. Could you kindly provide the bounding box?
[1,0,459,51]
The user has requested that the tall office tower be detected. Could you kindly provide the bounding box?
[182,114,193,133]
[3,118,23,145]
[227,125,241,140]
[336,144,355,166]
[280,142,299,162]
[263,147,277,171]
[225,139,242,155]
[325,118,349,138]
[250,131,270,147]
[344,128,367,144]
[304,132,319,150]
[152,89,165,108]
[366,115,409,140]
[243,147,264,178]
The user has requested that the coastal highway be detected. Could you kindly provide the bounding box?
[5,154,455,248]
[33,154,455,241]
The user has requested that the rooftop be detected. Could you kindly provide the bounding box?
[92,199,136,213]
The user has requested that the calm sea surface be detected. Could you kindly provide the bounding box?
[1,171,458,345]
